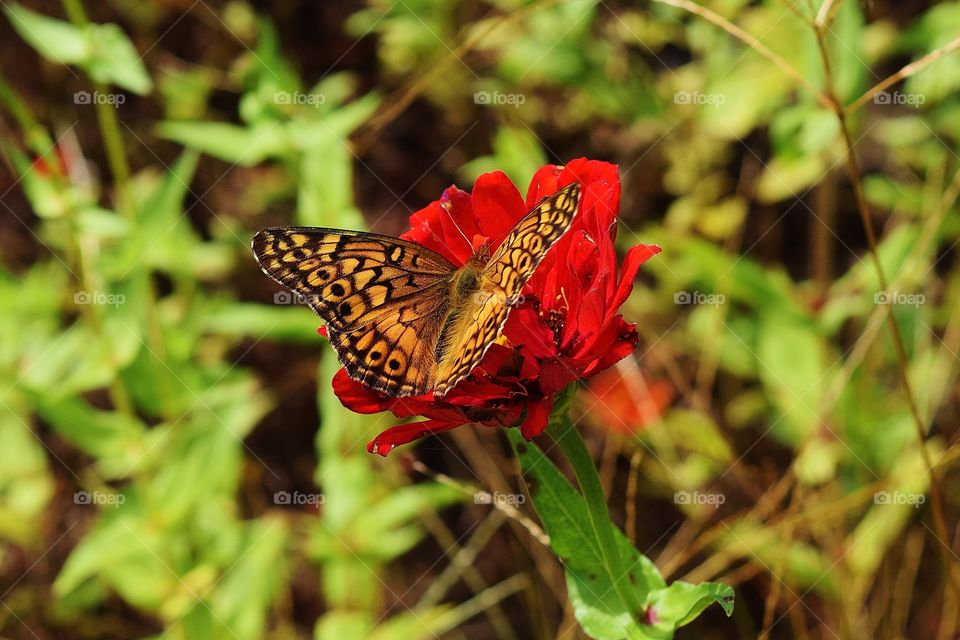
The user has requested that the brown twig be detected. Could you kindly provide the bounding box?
[846,35,960,114]
[812,22,960,605]
[813,0,842,31]
[652,0,834,110]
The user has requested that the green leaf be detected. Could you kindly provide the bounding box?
[201,302,327,343]
[509,424,733,639]
[0,403,54,545]
[28,394,146,463]
[459,125,547,189]
[297,132,366,228]
[757,313,826,444]
[4,4,151,94]
[155,121,288,165]
[755,153,827,203]
[4,4,88,65]
[55,506,177,610]
[209,518,289,640]
[823,0,867,103]
[84,22,152,94]
[645,582,735,633]
[846,441,940,577]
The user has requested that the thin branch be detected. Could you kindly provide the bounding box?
[410,459,550,547]
[812,23,960,605]
[847,35,960,114]
[652,0,834,110]
[813,0,842,30]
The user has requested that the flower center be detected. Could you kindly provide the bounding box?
[540,287,569,341]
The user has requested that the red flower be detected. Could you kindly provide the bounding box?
[580,366,675,435]
[329,158,661,455]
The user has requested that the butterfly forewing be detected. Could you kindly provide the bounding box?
[433,182,581,395]
[252,228,456,396]
[252,228,455,329]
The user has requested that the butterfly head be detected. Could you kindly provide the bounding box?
[468,235,492,265]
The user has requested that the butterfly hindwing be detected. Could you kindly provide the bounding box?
[433,182,581,395]
[327,289,449,396]
[432,290,510,396]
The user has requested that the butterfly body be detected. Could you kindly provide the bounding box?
[252,182,581,398]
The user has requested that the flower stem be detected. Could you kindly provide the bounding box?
[548,386,642,616]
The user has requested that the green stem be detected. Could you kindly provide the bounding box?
[61,0,134,218]
[92,85,134,217]
[549,386,643,616]
[0,72,59,166]
[60,0,87,23]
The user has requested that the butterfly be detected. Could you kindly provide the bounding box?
[251,181,581,398]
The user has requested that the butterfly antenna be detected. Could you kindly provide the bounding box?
[441,200,474,250]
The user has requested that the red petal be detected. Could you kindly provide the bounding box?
[504,306,557,359]
[520,396,554,439]
[539,359,578,396]
[403,186,475,265]
[560,158,620,201]
[559,231,602,348]
[471,171,526,249]
[609,243,662,317]
[367,418,466,456]
[525,164,564,208]
[331,369,441,418]
[580,322,639,377]
[332,368,392,414]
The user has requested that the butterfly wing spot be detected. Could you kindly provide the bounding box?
[307,268,333,287]
[297,258,321,272]
[367,346,385,363]
[514,251,531,272]
[528,234,544,254]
